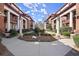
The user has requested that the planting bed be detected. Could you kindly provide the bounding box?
[19,34,57,42]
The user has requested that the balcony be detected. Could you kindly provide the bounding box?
[62,19,69,24]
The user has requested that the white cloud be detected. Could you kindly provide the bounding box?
[34,3,38,7]
[23,3,33,9]
[37,3,40,4]
[38,19,42,21]
[32,13,34,15]
[22,3,48,22]
[42,4,46,7]
[33,7,38,12]
[32,15,36,19]
[25,11,30,14]
[23,3,45,13]
[41,8,48,14]
[24,3,38,13]
[18,6,22,10]
[41,15,44,17]
[31,10,34,12]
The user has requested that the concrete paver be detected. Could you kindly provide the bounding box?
[2,37,76,56]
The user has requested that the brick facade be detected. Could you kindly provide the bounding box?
[76,4,79,31]
[0,3,5,32]
[27,19,33,29]
[0,3,34,34]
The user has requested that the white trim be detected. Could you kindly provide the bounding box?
[25,20,27,29]
[25,17,31,20]
[33,22,35,29]
[56,17,60,34]
[7,11,11,31]
[16,16,20,30]
[10,4,22,14]
[57,4,71,14]
[21,17,26,20]
[4,5,19,16]
[59,16,63,28]
[60,5,76,17]
[19,17,23,36]
[69,11,73,27]
[44,22,46,30]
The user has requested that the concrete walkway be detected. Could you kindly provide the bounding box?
[2,37,75,56]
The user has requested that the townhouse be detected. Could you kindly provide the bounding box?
[45,3,79,35]
[0,3,35,35]
[44,14,57,31]
[26,15,35,30]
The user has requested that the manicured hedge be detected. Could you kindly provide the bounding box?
[9,29,18,37]
[60,26,72,33]
[60,26,72,36]
[62,32,70,36]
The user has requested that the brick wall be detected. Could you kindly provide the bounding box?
[27,20,33,29]
[0,3,5,32]
[76,4,79,31]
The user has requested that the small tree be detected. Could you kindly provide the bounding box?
[34,27,45,36]
[34,27,40,35]
[47,24,52,31]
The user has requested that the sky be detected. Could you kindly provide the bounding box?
[16,3,64,22]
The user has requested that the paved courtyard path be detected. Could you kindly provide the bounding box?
[2,37,79,56]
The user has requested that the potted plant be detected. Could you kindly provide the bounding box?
[5,32,10,38]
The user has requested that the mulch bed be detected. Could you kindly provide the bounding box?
[0,43,14,56]
[19,34,57,42]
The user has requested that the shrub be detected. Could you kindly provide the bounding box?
[34,27,45,35]
[62,32,70,36]
[47,24,52,31]
[39,29,45,34]
[24,32,36,36]
[60,26,72,37]
[9,29,18,37]
[33,27,40,34]
[60,26,72,34]
[73,35,79,47]
[22,29,30,33]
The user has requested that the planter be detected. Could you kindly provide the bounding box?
[19,34,56,42]
[4,33,10,38]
